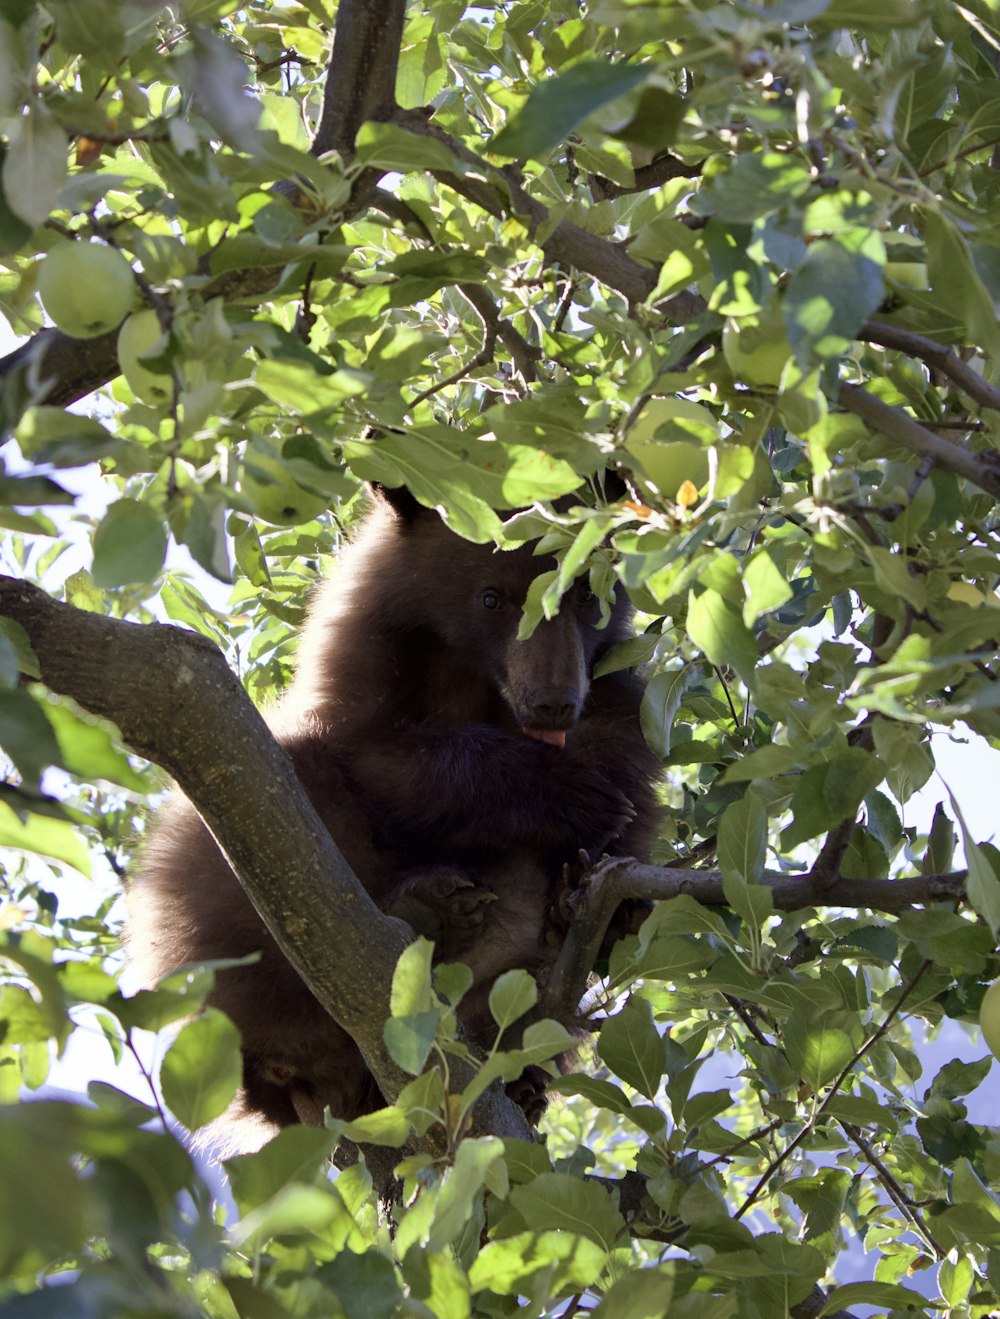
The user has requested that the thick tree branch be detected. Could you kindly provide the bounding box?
[0,575,531,1148]
[310,0,405,155]
[838,381,1000,498]
[540,857,966,1022]
[860,320,1000,414]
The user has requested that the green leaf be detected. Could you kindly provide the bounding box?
[593,632,659,679]
[865,545,926,611]
[253,358,370,415]
[718,793,773,932]
[400,1248,471,1319]
[43,695,148,792]
[224,1124,338,1214]
[0,798,91,875]
[468,1229,607,1297]
[926,209,1000,358]
[0,144,33,256]
[355,120,465,172]
[591,1267,676,1319]
[2,105,67,227]
[718,792,767,887]
[782,749,886,848]
[597,995,665,1100]
[948,788,1000,937]
[159,1008,242,1130]
[922,802,956,875]
[818,1280,930,1314]
[491,62,651,160]
[427,1135,505,1251]
[0,1105,89,1278]
[92,499,168,588]
[0,687,61,782]
[384,1011,441,1075]
[341,1104,411,1146]
[15,407,118,467]
[488,968,538,1031]
[509,1173,624,1252]
[783,229,885,364]
[323,1248,402,1319]
[390,937,435,1015]
[783,1014,857,1090]
[686,587,757,685]
[743,549,793,626]
[639,665,687,758]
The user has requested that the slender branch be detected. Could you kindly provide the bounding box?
[808,818,856,890]
[860,320,1000,414]
[734,961,933,1226]
[595,1168,859,1319]
[588,153,702,201]
[458,282,541,383]
[390,106,707,320]
[837,382,1000,499]
[539,857,966,1023]
[839,1120,947,1259]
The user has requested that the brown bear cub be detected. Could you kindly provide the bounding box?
[127,485,660,1145]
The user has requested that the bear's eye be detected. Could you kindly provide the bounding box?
[579,587,597,605]
[482,590,501,610]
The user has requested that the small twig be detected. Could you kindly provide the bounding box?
[723,994,771,1048]
[839,1119,948,1259]
[537,857,966,1026]
[75,129,169,146]
[734,960,933,1224]
[552,276,577,335]
[920,132,1000,178]
[125,1031,170,1132]
[712,666,742,730]
[409,324,497,407]
[458,283,541,383]
[588,153,702,201]
[702,1116,784,1169]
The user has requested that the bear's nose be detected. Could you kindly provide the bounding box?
[526,688,580,727]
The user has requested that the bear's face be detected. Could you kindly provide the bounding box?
[398,509,631,741]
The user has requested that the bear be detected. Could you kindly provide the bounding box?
[126,484,661,1145]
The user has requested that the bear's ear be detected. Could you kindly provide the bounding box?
[371,482,425,524]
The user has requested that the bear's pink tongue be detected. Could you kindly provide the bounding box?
[523,728,567,749]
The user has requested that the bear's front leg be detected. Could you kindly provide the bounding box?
[383,866,498,958]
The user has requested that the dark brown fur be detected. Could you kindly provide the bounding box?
[127,488,660,1146]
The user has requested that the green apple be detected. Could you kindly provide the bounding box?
[241,440,329,526]
[38,242,135,339]
[980,979,1000,1061]
[117,310,173,405]
[722,304,793,389]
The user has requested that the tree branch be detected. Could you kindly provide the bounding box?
[540,857,966,1022]
[860,320,1000,414]
[837,381,1000,499]
[0,575,531,1148]
[309,0,406,155]
[390,106,707,320]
